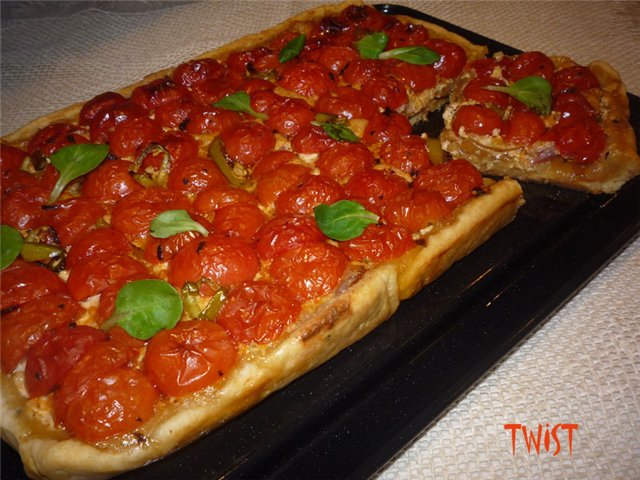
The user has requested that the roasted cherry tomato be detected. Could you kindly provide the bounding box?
[503,110,546,146]
[302,45,359,75]
[265,98,316,137]
[108,115,162,159]
[144,320,238,397]
[1,291,82,373]
[130,77,186,111]
[379,134,431,175]
[0,185,51,230]
[344,168,409,208]
[270,241,348,302]
[89,101,146,144]
[173,58,227,88]
[316,142,375,184]
[219,122,276,167]
[462,77,512,109]
[290,125,338,154]
[386,21,430,49]
[387,60,437,93]
[254,214,325,261]
[255,163,313,206]
[66,227,133,270]
[342,59,386,86]
[506,51,555,82]
[425,39,467,79]
[279,61,335,97]
[24,324,107,398]
[275,174,344,216]
[361,75,408,110]
[452,104,504,136]
[194,185,259,219]
[547,119,606,165]
[414,159,484,207]
[0,260,66,311]
[49,197,106,247]
[167,156,227,195]
[0,143,27,171]
[81,159,142,203]
[252,150,298,178]
[143,214,212,264]
[552,65,599,95]
[552,92,597,125]
[217,280,302,344]
[383,190,452,232]
[339,224,415,263]
[190,75,239,105]
[362,111,413,145]
[79,92,126,126]
[337,4,391,33]
[314,86,377,120]
[168,234,259,293]
[212,202,266,241]
[93,271,151,325]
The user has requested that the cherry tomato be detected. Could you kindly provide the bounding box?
[344,167,409,208]
[469,56,513,79]
[190,75,239,105]
[379,134,431,175]
[168,234,259,293]
[212,202,266,241]
[48,197,106,247]
[387,60,437,93]
[362,111,413,145]
[167,156,227,195]
[250,89,287,116]
[506,51,555,82]
[130,77,186,111]
[24,324,107,398]
[81,159,142,203]
[186,105,244,135]
[383,190,452,232]
[314,86,377,120]
[255,163,313,206]
[0,143,27,171]
[503,110,546,146]
[452,104,504,136]
[361,74,408,111]
[173,58,227,88]
[339,224,415,263]
[552,65,599,95]
[108,116,162,159]
[547,118,606,165]
[1,185,51,230]
[279,61,335,97]
[66,253,150,301]
[145,320,237,397]
[154,98,195,129]
[156,131,200,165]
[386,21,430,49]
[337,4,392,33]
[219,122,276,167]
[414,159,484,207]
[254,214,325,261]
[290,125,338,154]
[143,214,212,264]
[270,242,348,302]
[252,150,298,178]
[194,185,259,219]
[217,281,302,344]
[462,77,511,109]
[316,142,375,184]
[302,45,359,75]
[342,59,386,86]
[266,98,316,137]
[275,174,344,216]
[1,292,82,373]
[552,92,596,125]
[66,227,133,269]
[0,260,66,311]
[226,47,279,78]
[89,101,146,144]
[26,122,88,157]
[425,39,467,79]
[79,92,126,126]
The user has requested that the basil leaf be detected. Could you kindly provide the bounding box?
[314,200,379,241]
[485,75,552,115]
[311,120,359,143]
[279,34,306,63]
[150,210,209,239]
[48,143,109,204]
[1,225,23,269]
[356,32,388,59]
[213,91,268,120]
[379,46,440,65]
[113,279,183,340]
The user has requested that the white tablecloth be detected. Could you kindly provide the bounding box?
[2,2,639,479]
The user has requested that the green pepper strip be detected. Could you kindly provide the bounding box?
[20,242,64,263]
[208,137,249,189]
[130,143,173,188]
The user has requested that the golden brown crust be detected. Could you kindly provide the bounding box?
[440,58,640,194]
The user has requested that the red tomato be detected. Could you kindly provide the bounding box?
[194,185,259,219]
[156,131,200,165]
[337,4,392,33]
[79,92,126,126]
[254,214,325,261]
[81,159,142,203]
[0,143,27,171]
[250,89,287,116]
[552,65,599,95]
[1,292,82,373]
[186,105,244,135]
[462,77,512,109]
[218,281,302,344]
[361,75,408,110]
[290,125,338,154]
[270,242,348,302]
[1,186,51,230]
[387,60,437,93]
[316,142,375,184]
[54,340,157,442]
[190,75,239,105]
[469,56,513,79]
[89,101,146,143]
[173,58,226,88]
[275,174,344,216]
[506,51,555,82]
[314,86,377,120]
[143,214,212,264]
[279,61,335,97]
[65,253,150,301]
[386,21,430,49]
[26,123,88,157]
[255,163,313,206]
[425,39,467,79]
[265,98,316,137]
[362,111,413,145]
[130,77,186,111]
[252,150,298,178]
[219,122,276,167]
[144,320,238,397]
[212,202,266,240]
[154,98,195,129]
[0,260,66,311]
[226,47,279,78]
[552,92,597,125]
[108,116,162,159]
[547,119,606,165]
[503,110,546,146]
[303,45,359,75]
[414,159,484,207]
[339,224,415,262]
[342,59,386,86]
[48,197,106,247]
[383,190,452,232]
[344,168,409,208]
[167,156,227,195]
[452,104,504,136]
[168,234,259,292]
[66,227,133,269]
[379,134,431,175]
[24,325,107,398]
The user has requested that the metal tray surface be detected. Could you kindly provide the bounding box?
[2,4,639,479]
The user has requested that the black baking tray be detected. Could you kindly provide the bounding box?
[2,4,639,480]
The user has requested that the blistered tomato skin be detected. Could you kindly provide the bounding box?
[339,224,415,263]
[383,190,452,232]
[379,134,431,175]
[503,111,546,146]
[0,261,67,311]
[82,160,142,203]
[414,159,483,207]
[452,104,504,136]
[274,174,344,216]
[254,214,325,261]
[548,119,606,165]
[506,51,555,82]
[219,122,276,167]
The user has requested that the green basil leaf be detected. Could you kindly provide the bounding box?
[356,32,388,59]
[485,75,552,115]
[314,200,379,241]
[48,143,109,204]
[150,210,209,239]
[279,34,306,63]
[113,279,183,340]
[379,46,440,65]
[1,225,23,270]
[213,91,268,120]
[311,120,359,143]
